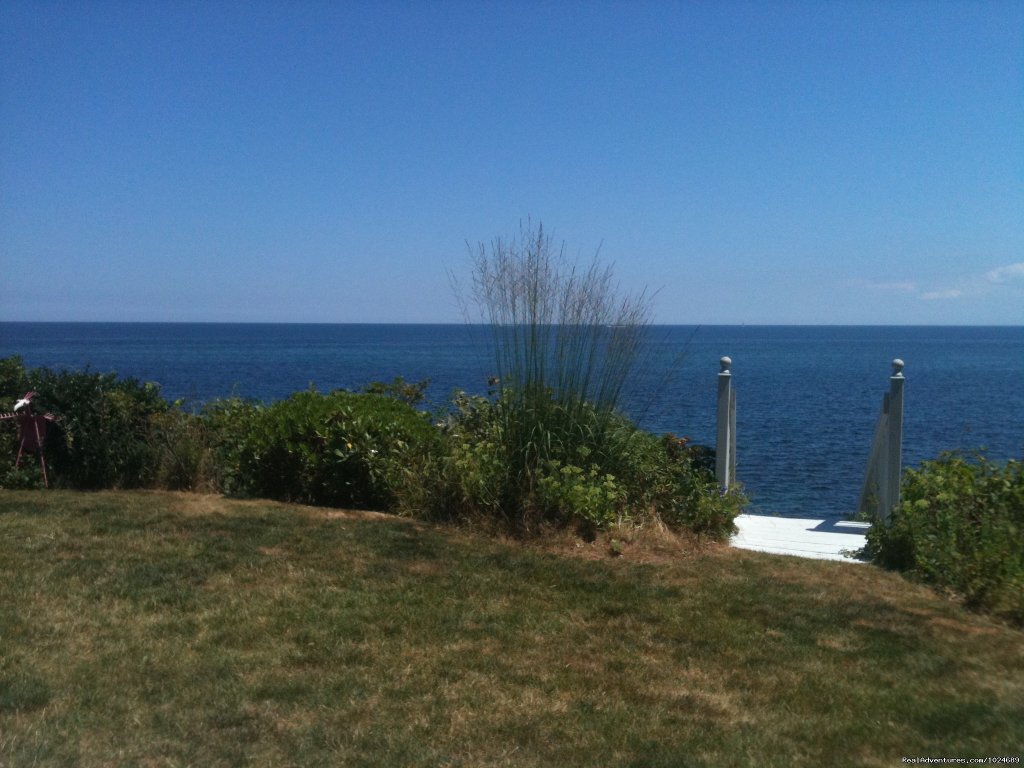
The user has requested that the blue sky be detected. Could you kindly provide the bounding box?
[2,0,1022,324]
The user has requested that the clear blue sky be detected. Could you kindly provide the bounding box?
[2,0,1022,324]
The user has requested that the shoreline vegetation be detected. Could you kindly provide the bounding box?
[2,223,747,543]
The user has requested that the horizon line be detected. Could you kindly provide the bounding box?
[1,320,1022,329]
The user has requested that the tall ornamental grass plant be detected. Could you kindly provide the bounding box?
[461,221,652,467]
[440,221,742,536]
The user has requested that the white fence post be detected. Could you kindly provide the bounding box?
[884,359,905,521]
[716,356,735,488]
[858,359,905,523]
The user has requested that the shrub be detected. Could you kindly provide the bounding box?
[403,392,509,524]
[362,376,431,406]
[613,431,743,538]
[865,452,1024,624]
[0,357,32,486]
[196,396,261,495]
[0,349,743,541]
[0,356,31,401]
[0,357,170,489]
[37,368,169,489]
[414,390,742,538]
[536,461,626,530]
[0,358,442,502]
[224,389,440,510]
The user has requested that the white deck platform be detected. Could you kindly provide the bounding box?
[731,514,870,563]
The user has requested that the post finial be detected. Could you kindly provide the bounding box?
[891,358,904,378]
[720,356,732,374]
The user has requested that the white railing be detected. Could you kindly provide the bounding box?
[858,359,905,524]
[716,356,737,489]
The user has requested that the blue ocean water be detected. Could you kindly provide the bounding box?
[1,322,1021,518]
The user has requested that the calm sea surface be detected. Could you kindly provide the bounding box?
[2,323,1021,518]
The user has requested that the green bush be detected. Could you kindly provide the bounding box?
[412,390,742,538]
[865,453,1024,624]
[414,392,511,523]
[0,356,31,401]
[362,376,431,406]
[0,357,170,489]
[1,354,742,540]
[614,431,743,537]
[0,358,32,486]
[224,389,440,510]
[536,460,625,529]
[200,396,262,495]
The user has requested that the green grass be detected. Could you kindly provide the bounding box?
[1,491,1022,767]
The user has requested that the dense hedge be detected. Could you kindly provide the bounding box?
[217,389,440,510]
[407,390,743,539]
[0,357,742,539]
[865,453,1024,625]
[0,356,170,489]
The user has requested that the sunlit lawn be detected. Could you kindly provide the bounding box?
[1,490,1022,767]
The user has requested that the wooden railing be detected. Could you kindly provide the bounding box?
[858,359,905,524]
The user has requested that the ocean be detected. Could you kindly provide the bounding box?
[1,322,1021,518]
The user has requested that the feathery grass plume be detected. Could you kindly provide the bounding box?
[455,220,656,527]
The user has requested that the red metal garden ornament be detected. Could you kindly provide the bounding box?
[1,392,58,487]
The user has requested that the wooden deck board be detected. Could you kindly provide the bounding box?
[731,514,869,563]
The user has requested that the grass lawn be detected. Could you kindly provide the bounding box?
[1,490,1022,767]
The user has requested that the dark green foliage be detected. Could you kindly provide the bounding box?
[224,389,440,510]
[0,353,739,541]
[199,396,262,494]
[615,432,744,537]
[0,356,31,401]
[363,376,431,406]
[0,357,37,487]
[0,356,169,489]
[865,452,1024,624]
[411,391,742,538]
